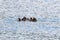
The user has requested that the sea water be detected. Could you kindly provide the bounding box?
[0,0,60,40]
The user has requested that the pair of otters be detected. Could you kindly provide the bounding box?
[18,17,37,22]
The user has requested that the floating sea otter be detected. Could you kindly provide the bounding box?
[18,18,21,21]
[18,17,37,22]
[22,17,27,21]
[29,17,37,22]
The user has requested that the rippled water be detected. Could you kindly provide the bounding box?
[0,0,60,40]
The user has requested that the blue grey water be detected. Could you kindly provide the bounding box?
[0,0,60,40]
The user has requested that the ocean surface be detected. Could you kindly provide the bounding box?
[0,0,60,40]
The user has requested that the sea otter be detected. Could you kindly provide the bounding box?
[30,17,37,22]
[18,18,21,21]
[22,17,27,21]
